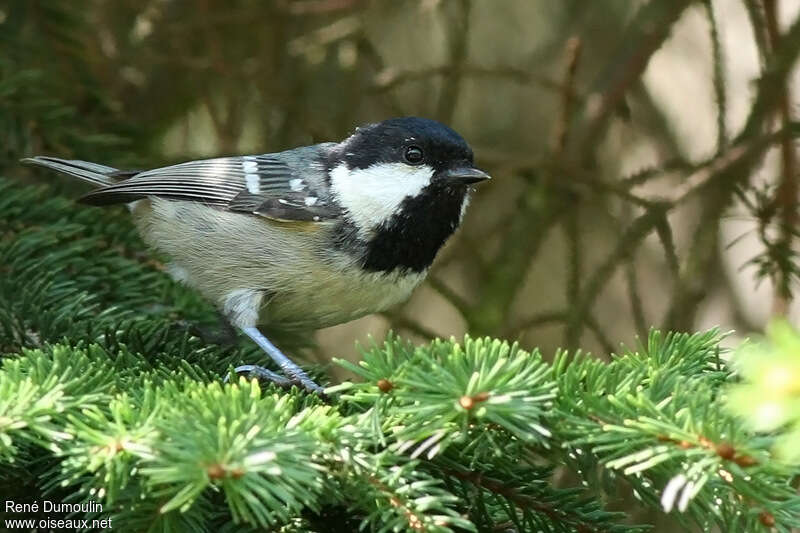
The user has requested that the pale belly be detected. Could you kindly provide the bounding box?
[257,267,425,330]
[135,198,426,330]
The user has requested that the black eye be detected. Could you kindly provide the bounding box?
[404,146,424,165]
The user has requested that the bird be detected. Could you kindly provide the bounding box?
[22,117,491,394]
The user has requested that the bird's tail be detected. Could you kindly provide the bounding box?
[21,156,122,188]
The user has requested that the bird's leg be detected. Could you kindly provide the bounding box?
[231,327,325,395]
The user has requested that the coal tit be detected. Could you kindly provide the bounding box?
[22,117,490,394]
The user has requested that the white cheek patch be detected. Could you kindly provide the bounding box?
[459,193,471,224]
[330,162,434,233]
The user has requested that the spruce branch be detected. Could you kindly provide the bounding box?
[0,345,117,459]
[58,391,161,505]
[552,329,800,530]
[334,337,556,459]
[139,381,326,526]
[3,177,800,530]
[336,451,474,533]
[428,453,641,533]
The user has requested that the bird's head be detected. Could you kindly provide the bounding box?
[327,117,490,234]
[327,117,490,273]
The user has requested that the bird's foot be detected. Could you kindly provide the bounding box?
[236,326,329,398]
[226,364,327,398]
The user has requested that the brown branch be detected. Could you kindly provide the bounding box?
[665,143,763,204]
[655,435,757,468]
[555,37,585,351]
[372,65,560,94]
[582,416,759,470]
[661,194,725,332]
[467,196,566,336]
[654,213,680,280]
[434,230,492,274]
[444,468,608,533]
[564,210,582,352]
[427,276,471,317]
[739,5,800,139]
[276,0,363,15]
[763,0,798,316]
[576,1,694,161]
[566,208,664,347]
[436,0,472,123]
[355,35,406,117]
[616,201,649,341]
[743,0,771,66]
[366,475,426,531]
[662,11,800,328]
[617,128,795,200]
[287,16,361,56]
[613,128,794,207]
[584,314,615,356]
[703,0,728,152]
[625,261,649,341]
[552,37,583,156]
[506,310,567,338]
[491,127,791,342]
[197,0,243,153]
[380,312,438,341]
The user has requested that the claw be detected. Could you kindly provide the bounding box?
[225,364,328,399]
[224,364,293,387]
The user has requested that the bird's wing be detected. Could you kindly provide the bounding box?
[79,152,342,222]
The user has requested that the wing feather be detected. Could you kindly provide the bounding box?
[79,152,341,222]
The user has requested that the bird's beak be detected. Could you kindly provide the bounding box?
[440,167,491,185]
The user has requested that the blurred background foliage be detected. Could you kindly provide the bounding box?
[3,0,800,370]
